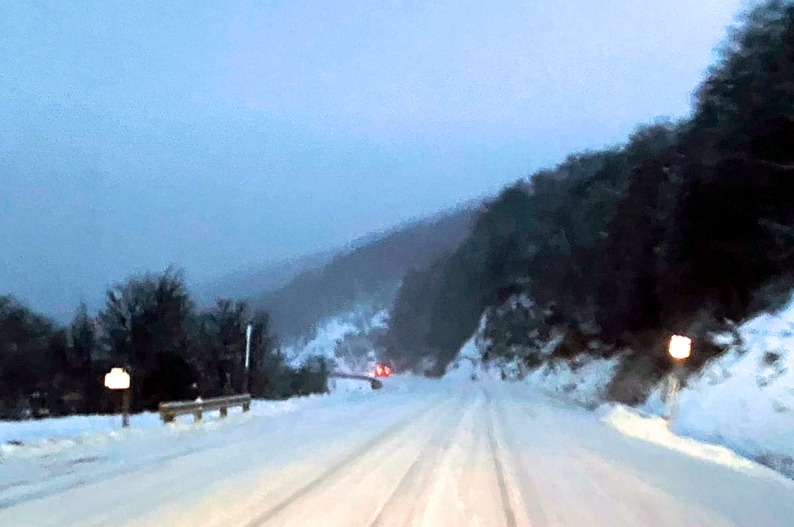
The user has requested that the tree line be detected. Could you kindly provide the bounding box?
[385,0,794,401]
[0,268,328,419]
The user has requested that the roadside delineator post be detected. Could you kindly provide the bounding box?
[104,367,131,427]
[666,335,692,421]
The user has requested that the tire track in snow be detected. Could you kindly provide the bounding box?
[109,396,437,527]
[454,390,488,522]
[367,392,476,527]
[486,391,518,527]
[69,396,438,527]
[0,393,414,513]
[498,386,734,527]
[492,387,569,527]
[242,398,446,527]
[409,387,506,527]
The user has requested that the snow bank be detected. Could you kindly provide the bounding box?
[0,411,162,445]
[600,404,758,473]
[1,397,312,461]
[443,293,794,479]
[662,296,794,476]
[517,295,794,478]
[525,354,622,408]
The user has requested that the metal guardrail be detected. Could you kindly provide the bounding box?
[329,372,383,390]
[158,394,252,423]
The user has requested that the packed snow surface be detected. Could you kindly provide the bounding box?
[2,375,792,526]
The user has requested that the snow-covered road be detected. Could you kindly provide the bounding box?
[1,377,792,526]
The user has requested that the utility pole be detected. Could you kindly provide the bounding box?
[243,323,253,394]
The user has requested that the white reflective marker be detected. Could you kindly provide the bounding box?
[668,335,692,360]
[104,367,131,390]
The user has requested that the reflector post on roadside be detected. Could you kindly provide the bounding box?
[104,367,131,427]
[666,335,692,421]
[104,368,130,390]
[668,335,692,360]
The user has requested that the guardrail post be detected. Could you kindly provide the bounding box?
[243,399,251,412]
[220,405,228,417]
[193,409,202,422]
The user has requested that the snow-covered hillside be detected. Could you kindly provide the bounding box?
[445,313,620,408]
[447,338,620,408]
[283,307,388,375]
[525,355,622,408]
[645,296,794,475]
[447,294,794,477]
[442,313,488,377]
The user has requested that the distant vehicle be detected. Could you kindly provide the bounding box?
[374,363,392,377]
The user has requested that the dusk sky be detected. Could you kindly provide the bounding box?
[1,0,746,320]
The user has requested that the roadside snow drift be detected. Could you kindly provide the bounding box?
[1,398,312,462]
[600,404,757,473]
[444,331,484,382]
[668,296,794,475]
[450,295,794,478]
[526,354,622,408]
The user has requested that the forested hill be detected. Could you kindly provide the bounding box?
[252,207,476,339]
[385,0,794,393]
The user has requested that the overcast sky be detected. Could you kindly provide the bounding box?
[1,0,747,320]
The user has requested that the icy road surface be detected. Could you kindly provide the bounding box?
[1,377,792,526]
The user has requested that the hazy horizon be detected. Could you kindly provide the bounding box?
[1,0,747,321]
